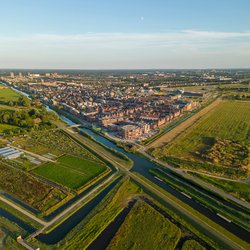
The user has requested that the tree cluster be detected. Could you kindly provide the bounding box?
[7,96,30,107]
[0,108,57,135]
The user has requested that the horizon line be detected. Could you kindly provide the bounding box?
[1,67,250,71]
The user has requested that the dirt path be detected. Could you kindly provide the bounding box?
[147,99,223,149]
[0,196,46,226]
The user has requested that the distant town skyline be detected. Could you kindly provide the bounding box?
[1,0,250,69]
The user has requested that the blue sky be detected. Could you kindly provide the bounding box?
[1,0,250,69]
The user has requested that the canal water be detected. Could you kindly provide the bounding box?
[36,177,121,244]
[0,208,35,233]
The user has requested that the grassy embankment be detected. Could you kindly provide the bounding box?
[65,128,132,169]
[181,240,206,250]
[78,130,133,168]
[191,172,250,203]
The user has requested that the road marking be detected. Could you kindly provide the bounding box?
[216,213,232,223]
[181,192,192,199]
[154,176,163,182]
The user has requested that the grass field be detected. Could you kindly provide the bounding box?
[107,200,181,250]
[152,100,250,177]
[0,85,21,104]
[0,229,5,249]
[33,155,107,189]
[0,162,69,212]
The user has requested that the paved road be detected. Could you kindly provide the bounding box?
[0,196,46,226]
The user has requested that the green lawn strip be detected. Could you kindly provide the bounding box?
[0,200,42,230]
[107,200,181,250]
[149,168,250,231]
[58,178,142,250]
[0,87,21,104]
[134,173,250,250]
[33,162,88,190]
[191,172,250,203]
[181,239,206,250]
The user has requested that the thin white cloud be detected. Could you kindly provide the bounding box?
[1,30,250,44]
[0,30,249,69]
[184,30,250,38]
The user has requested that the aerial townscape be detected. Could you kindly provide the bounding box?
[0,1,250,250]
